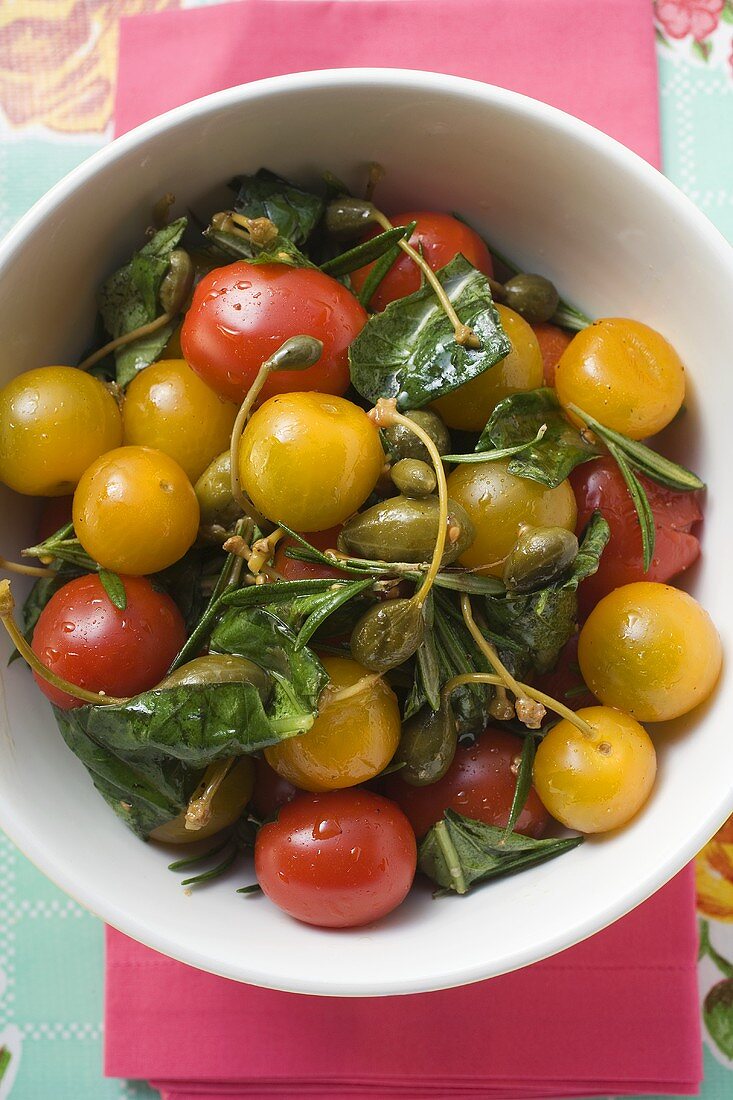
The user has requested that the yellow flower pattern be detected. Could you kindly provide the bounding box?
[0,1,179,134]
[698,813,733,922]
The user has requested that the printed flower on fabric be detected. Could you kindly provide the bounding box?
[656,0,725,40]
[697,813,733,922]
[0,1,180,135]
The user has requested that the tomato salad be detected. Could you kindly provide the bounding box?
[0,168,721,929]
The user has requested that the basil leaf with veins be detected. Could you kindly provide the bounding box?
[348,255,512,409]
[230,168,324,245]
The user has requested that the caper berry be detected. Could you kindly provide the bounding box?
[194,451,240,528]
[502,274,560,324]
[350,598,425,673]
[503,526,579,592]
[393,702,458,786]
[338,494,474,566]
[159,249,195,315]
[324,198,377,237]
[160,654,273,704]
[390,458,436,498]
[383,409,451,464]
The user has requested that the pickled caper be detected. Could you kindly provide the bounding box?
[390,458,436,498]
[159,249,195,315]
[393,701,458,786]
[338,494,474,565]
[501,274,560,325]
[350,598,425,673]
[503,526,579,592]
[195,451,240,528]
[383,409,451,464]
[324,198,377,237]
[160,654,273,704]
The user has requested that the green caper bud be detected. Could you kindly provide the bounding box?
[502,274,560,324]
[350,598,425,673]
[324,198,377,237]
[194,451,239,528]
[267,335,323,371]
[159,249,194,314]
[393,702,457,786]
[390,458,436,498]
[383,409,451,464]
[338,495,474,566]
[503,526,579,593]
[160,654,272,704]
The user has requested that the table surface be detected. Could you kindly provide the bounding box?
[0,3,732,1098]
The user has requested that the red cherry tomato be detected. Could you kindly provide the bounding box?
[570,457,702,617]
[532,635,596,712]
[254,789,417,928]
[250,756,300,819]
[273,526,345,582]
[381,729,550,839]
[350,212,493,310]
[181,261,367,404]
[36,496,73,543]
[532,323,573,386]
[31,574,186,709]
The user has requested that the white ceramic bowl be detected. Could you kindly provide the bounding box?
[1,69,732,997]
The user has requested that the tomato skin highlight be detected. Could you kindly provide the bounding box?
[350,211,493,310]
[381,729,551,839]
[255,789,417,928]
[570,457,702,616]
[31,574,186,709]
[181,261,367,404]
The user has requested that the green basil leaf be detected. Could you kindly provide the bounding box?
[704,980,733,1059]
[98,569,127,611]
[348,255,512,409]
[418,809,583,893]
[321,224,413,277]
[230,169,324,245]
[114,320,177,389]
[203,226,313,268]
[474,388,600,488]
[503,735,536,839]
[569,511,612,587]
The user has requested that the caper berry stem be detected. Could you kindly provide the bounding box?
[323,672,383,705]
[0,556,55,579]
[441,671,595,738]
[249,529,284,575]
[0,579,128,706]
[460,594,528,701]
[369,399,448,609]
[78,311,174,373]
[364,162,385,202]
[184,757,235,831]
[369,209,479,348]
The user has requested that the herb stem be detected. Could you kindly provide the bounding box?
[460,595,526,701]
[371,209,480,348]
[442,671,595,738]
[185,758,235,831]
[78,311,173,373]
[0,556,55,579]
[433,820,468,894]
[699,919,733,978]
[0,579,128,706]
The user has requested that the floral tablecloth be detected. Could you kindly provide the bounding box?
[0,2,732,1097]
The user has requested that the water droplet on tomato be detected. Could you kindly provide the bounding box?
[350,846,362,862]
[277,870,289,883]
[43,647,59,662]
[313,818,341,840]
[61,622,75,633]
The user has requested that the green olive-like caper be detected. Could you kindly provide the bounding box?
[324,198,377,237]
[194,451,240,528]
[390,458,436,498]
[503,526,579,592]
[338,494,474,566]
[502,274,560,325]
[349,598,425,673]
[159,249,195,315]
[393,702,458,786]
[383,409,451,464]
[159,654,272,704]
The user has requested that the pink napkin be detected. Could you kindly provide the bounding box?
[105,1,698,1096]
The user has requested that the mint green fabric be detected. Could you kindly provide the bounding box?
[0,10,732,1099]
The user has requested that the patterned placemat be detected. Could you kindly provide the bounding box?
[0,2,732,1097]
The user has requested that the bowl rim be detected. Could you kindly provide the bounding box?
[1,66,732,996]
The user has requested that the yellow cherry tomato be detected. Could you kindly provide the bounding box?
[533,706,656,833]
[123,359,238,482]
[73,445,200,575]
[149,757,254,844]
[578,581,721,722]
[265,655,400,792]
[446,458,577,574]
[239,392,384,531]
[555,318,685,439]
[431,305,543,431]
[0,365,122,496]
